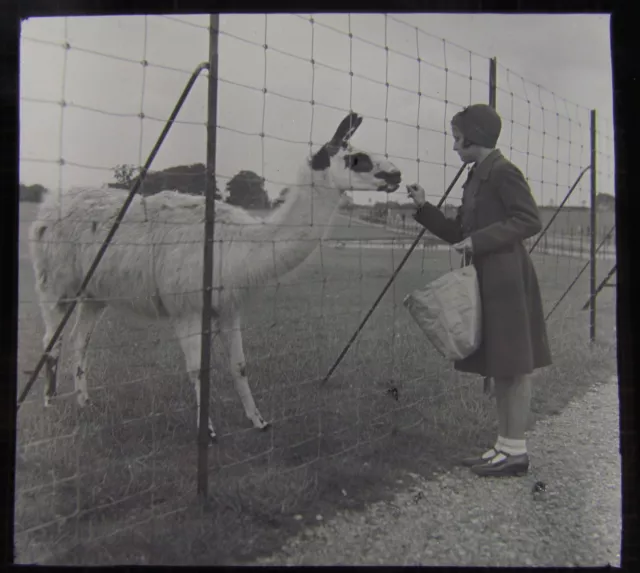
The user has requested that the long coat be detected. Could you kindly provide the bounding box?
[413,149,552,378]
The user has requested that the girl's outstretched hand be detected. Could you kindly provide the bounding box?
[406,184,426,207]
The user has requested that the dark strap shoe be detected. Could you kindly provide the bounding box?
[471,451,529,477]
[460,447,498,467]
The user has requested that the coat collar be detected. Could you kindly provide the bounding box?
[471,149,503,181]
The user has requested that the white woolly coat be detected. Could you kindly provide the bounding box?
[30,188,277,320]
[29,168,340,322]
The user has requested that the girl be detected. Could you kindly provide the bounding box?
[407,103,552,477]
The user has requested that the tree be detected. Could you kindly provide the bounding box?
[112,164,140,189]
[110,163,221,199]
[595,192,615,211]
[225,170,270,210]
[19,183,47,202]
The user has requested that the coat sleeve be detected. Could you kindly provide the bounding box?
[469,164,542,256]
[413,201,464,245]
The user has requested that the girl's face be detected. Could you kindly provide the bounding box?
[451,124,474,163]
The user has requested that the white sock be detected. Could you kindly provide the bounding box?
[480,438,502,460]
[500,437,527,456]
[485,451,508,465]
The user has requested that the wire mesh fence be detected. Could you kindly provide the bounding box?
[17,13,616,566]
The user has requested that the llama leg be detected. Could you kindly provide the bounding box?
[173,318,216,442]
[68,300,105,407]
[219,313,269,430]
[38,299,67,407]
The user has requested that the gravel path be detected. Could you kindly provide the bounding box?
[253,375,621,567]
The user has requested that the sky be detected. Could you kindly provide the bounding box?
[19,13,613,208]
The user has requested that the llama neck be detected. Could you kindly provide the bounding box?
[259,163,341,275]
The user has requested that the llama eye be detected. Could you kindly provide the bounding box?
[344,153,373,173]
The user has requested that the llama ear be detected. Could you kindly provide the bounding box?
[330,113,363,147]
[310,145,332,171]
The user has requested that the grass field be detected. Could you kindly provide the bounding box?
[15,201,617,565]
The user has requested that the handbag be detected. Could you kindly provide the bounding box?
[403,254,482,361]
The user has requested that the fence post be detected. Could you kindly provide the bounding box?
[197,13,220,499]
[483,56,498,397]
[589,109,597,342]
[489,57,497,109]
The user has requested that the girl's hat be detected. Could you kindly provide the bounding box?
[451,104,502,148]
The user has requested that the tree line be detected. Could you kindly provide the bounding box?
[19,163,617,215]
[19,164,273,210]
[109,163,271,210]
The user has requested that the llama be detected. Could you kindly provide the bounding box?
[29,112,402,442]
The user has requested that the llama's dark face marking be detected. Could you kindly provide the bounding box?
[343,152,374,173]
[310,112,402,193]
[76,366,85,379]
[331,145,401,193]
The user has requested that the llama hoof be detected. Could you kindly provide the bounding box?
[44,394,56,408]
[77,393,91,407]
[255,418,270,431]
[250,413,270,431]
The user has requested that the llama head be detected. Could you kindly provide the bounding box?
[309,112,401,194]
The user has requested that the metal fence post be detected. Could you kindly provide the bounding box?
[489,57,497,109]
[481,56,498,396]
[198,13,220,499]
[589,109,597,342]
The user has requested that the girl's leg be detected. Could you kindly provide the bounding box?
[494,376,509,441]
[504,374,532,441]
[471,374,531,477]
[460,379,508,467]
